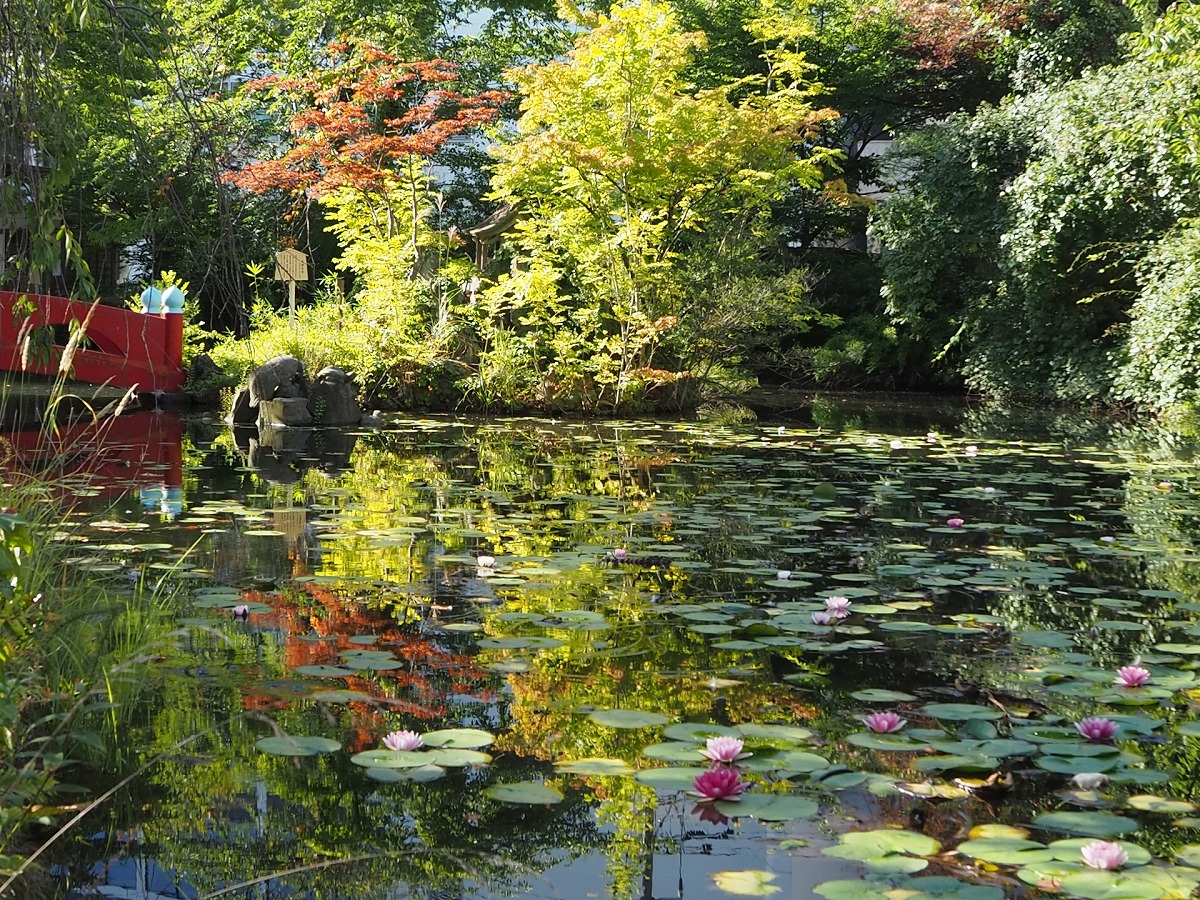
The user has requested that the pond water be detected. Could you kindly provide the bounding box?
[31,401,1200,900]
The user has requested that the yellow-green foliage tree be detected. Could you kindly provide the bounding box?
[484,0,837,412]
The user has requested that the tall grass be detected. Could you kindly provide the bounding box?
[0,310,189,894]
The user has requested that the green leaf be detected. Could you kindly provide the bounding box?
[255,735,341,756]
[483,782,564,804]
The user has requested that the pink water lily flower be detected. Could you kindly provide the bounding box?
[965,445,978,456]
[700,736,751,764]
[691,767,750,802]
[612,548,627,561]
[946,517,965,528]
[232,604,250,619]
[811,611,834,626]
[889,439,904,450]
[1115,665,1151,687]
[1076,717,1118,742]
[476,555,495,568]
[777,570,792,580]
[1113,667,1152,686]
[863,711,907,734]
[825,596,852,617]
[1080,841,1129,870]
[382,729,424,751]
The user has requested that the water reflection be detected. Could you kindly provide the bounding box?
[36,407,1200,899]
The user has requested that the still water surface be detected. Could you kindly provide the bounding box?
[37,401,1200,899]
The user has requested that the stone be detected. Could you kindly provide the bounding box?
[226,387,256,425]
[249,355,308,406]
[257,397,313,428]
[308,366,361,426]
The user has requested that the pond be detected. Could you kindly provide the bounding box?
[29,400,1200,899]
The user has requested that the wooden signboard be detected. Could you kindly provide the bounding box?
[274,248,309,319]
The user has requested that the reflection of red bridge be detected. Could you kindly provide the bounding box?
[0,411,183,498]
[0,291,184,392]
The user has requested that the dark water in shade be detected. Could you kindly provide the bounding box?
[24,402,1200,900]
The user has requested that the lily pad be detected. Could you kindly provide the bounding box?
[483,782,564,804]
[1033,811,1140,837]
[421,728,495,749]
[554,758,635,776]
[589,709,670,729]
[256,735,341,756]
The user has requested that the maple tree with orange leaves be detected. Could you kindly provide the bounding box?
[225,42,507,202]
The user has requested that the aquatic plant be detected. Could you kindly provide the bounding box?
[700,736,749,763]
[1080,841,1129,869]
[862,711,907,734]
[691,767,750,802]
[1114,665,1150,687]
[382,730,425,751]
[1076,717,1118,742]
[825,596,852,617]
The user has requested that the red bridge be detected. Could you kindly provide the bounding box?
[0,290,185,393]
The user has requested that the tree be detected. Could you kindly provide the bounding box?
[225,42,506,344]
[874,3,1200,405]
[485,0,836,411]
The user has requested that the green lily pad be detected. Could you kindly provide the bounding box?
[735,723,815,743]
[350,749,431,769]
[634,766,711,791]
[642,742,705,763]
[663,722,740,742]
[365,764,445,783]
[1056,870,1164,900]
[851,689,918,703]
[715,793,820,821]
[483,782,564,804]
[589,709,670,729]
[1033,811,1139,837]
[920,703,1005,721]
[554,758,635,776]
[256,735,341,756]
[425,748,492,767]
[422,728,495,749]
[1125,794,1195,814]
[955,838,1054,865]
[293,665,356,678]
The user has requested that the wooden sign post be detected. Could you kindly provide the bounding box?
[274,248,309,321]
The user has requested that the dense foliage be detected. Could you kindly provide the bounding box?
[8,0,1200,410]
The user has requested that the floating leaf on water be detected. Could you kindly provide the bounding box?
[736,723,815,743]
[662,722,740,742]
[634,766,710,791]
[955,838,1054,866]
[713,793,819,821]
[590,709,670,729]
[309,690,374,704]
[851,689,918,703]
[846,732,924,752]
[710,870,781,897]
[350,749,431,769]
[483,782,563,805]
[426,748,492,767]
[293,665,356,678]
[1033,810,1139,836]
[1125,794,1196,814]
[920,703,1005,722]
[642,742,705,763]
[365,764,445,783]
[256,735,341,756]
[554,758,634,776]
[422,728,496,749]
[1056,870,1165,900]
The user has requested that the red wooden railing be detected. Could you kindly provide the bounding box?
[0,291,185,392]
